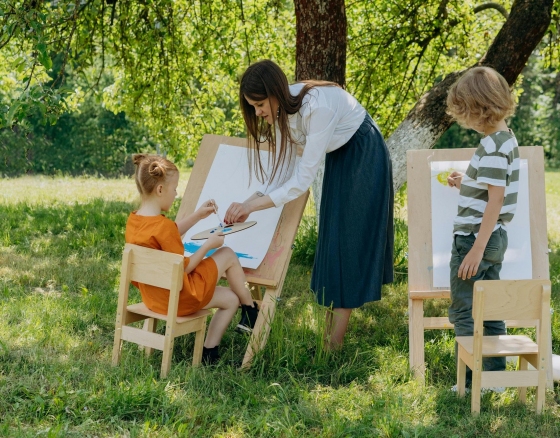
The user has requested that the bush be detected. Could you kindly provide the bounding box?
[0,97,155,177]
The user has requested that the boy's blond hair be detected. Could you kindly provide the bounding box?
[446,66,516,129]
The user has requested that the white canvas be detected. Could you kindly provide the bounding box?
[430,159,532,288]
[182,144,285,269]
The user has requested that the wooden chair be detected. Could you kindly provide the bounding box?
[112,243,211,378]
[456,279,551,414]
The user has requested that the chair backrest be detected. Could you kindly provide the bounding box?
[123,243,184,290]
[473,280,551,323]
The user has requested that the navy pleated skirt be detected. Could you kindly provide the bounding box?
[311,115,394,308]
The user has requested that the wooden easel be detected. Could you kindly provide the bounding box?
[175,134,308,368]
[407,146,551,382]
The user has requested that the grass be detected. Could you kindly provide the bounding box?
[0,171,559,437]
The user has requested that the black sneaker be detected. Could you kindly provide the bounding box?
[202,346,220,365]
[236,302,259,334]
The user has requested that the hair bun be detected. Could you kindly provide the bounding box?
[148,162,164,177]
[132,154,148,166]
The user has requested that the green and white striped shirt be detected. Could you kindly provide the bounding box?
[453,130,520,236]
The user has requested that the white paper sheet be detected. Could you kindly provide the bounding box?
[183,144,285,269]
[430,159,532,287]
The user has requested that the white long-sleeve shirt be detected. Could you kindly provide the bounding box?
[264,83,366,207]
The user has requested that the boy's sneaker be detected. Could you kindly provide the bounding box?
[236,302,260,334]
[202,346,220,365]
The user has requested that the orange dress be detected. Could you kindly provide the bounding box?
[125,212,218,316]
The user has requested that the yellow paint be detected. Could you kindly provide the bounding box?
[436,170,452,186]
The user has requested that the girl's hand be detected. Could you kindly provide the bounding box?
[447,171,464,188]
[196,199,216,220]
[206,233,225,249]
[224,202,251,224]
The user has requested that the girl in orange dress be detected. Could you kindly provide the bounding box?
[125,154,259,364]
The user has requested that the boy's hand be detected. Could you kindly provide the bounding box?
[458,246,484,280]
[196,199,216,220]
[206,233,225,249]
[448,171,463,188]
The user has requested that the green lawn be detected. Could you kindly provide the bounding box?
[0,171,559,437]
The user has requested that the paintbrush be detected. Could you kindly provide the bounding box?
[211,201,224,228]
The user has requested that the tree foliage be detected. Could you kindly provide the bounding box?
[0,0,559,167]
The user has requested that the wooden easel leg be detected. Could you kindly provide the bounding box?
[241,286,279,369]
[409,297,426,381]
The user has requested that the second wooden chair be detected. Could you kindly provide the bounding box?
[455,279,551,414]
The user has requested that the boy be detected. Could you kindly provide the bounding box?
[446,66,519,388]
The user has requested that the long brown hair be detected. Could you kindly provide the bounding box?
[239,59,338,184]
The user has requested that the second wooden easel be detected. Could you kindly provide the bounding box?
[406,146,552,385]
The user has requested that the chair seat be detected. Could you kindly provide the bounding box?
[456,335,538,356]
[127,302,211,323]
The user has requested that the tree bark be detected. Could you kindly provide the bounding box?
[387,0,554,192]
[294,0,346,219]
[294,0,346,86]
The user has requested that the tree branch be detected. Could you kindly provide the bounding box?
[474,2,509,19]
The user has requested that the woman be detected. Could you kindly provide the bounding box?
[224,59,394,350]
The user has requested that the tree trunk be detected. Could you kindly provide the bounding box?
[387,0,554,191]
[294,0,346,220]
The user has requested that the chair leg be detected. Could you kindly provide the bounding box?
[192,317,207,367]
[518,356,528,403]
[536,367,547,414]
[160,326,175,378]
[112,317,125,367]
[142,318,158,357]
[471,367,482,414]
[457,356,467,397]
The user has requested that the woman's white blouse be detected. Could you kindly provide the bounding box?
[265,83,366,207]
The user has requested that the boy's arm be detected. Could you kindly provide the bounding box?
[457,184,506,280]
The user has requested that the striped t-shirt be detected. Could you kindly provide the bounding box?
[453,130,520,236]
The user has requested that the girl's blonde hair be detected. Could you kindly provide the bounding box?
[132,154,178,196]
[446,66,516,128]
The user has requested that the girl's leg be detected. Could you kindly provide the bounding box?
[324,308,353,351]
[202,286,239,347]
[210,247,253,305]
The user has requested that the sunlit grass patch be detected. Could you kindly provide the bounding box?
[0,174,559,436]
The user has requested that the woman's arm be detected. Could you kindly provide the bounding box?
[224,192,274,223]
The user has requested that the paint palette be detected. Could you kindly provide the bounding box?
[190,221,257,240]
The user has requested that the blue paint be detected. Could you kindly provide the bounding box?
[183,241,256,260]
[222,227,232,232]
[210,230,215,233]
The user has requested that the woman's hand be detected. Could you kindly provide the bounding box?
[206,233,225,249]
[224,202,251,224]
[196,199,216,220]
[447,171,464,188]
